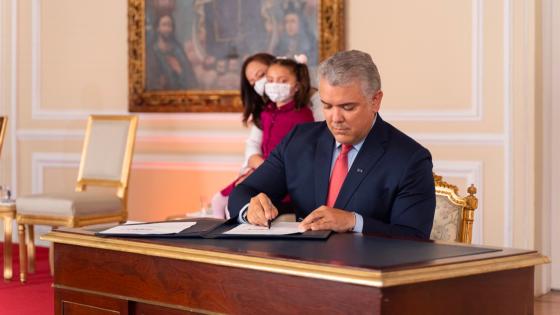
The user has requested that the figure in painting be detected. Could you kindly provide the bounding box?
[147,14,199,90]
[144,0,319,91]
[274,1,318,65]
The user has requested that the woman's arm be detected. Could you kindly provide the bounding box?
[243,125,264,169]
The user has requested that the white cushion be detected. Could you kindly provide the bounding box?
[16,192,122,217]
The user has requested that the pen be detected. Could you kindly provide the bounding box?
[267,219,271,230]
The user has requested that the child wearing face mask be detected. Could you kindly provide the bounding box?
[258,57,314,162]
[210,55,314,218]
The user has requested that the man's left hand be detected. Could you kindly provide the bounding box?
[299,206,356,233]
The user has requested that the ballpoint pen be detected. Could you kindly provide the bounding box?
[267,219,271,230]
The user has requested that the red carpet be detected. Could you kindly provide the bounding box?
[0,244,53,315]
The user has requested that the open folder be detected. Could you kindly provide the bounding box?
[96,218,331,240]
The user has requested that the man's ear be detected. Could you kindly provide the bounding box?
[372,90,383,111]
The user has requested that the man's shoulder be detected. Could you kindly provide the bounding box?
[280,121,328,147]
[290,121,327,137]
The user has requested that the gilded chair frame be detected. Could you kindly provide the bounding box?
[433,173,478,244]
[16,115,138,282]
[17,115,138,228]
[0,116,7,156]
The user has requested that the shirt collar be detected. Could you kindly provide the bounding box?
[335,113,378,151]
[265,99,296,112]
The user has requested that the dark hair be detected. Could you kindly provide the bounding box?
[241,53,275,129]
[266,58,311,110]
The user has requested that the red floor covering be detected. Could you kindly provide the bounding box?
[0,244,53,315]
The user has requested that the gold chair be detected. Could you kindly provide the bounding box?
[430,173,478,244]
[16,115,138,282]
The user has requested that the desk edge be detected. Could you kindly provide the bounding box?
[43,231,549,288]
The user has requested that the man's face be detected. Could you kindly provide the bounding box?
[284,14,300,36]
[157,15,173,39]
[320,78,383,145]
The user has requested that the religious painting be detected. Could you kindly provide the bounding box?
[128,0,344,112]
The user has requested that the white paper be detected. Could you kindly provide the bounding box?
[224,222,304,235]
[99,221,196,235]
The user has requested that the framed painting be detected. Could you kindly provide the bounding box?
[128,0,344,112]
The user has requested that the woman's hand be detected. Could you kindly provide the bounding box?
[248,154,265,169]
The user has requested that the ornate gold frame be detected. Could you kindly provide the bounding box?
[433,173,478,244]
[128,0,345,113]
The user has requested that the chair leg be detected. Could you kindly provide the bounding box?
[49,243,54,276]
[18,224,27,283]
[3,217,13,280]
[27,225,35,274]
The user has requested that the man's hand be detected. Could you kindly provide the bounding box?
[299,206,356,233]
[247,193,278,227]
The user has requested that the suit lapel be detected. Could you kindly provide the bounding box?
[314,128,335,207]
[334,115,389,209]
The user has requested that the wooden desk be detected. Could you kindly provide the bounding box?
[0,202,15,280]
[43,229,548,315]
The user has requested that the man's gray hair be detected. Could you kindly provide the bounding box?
[318,50,381,98]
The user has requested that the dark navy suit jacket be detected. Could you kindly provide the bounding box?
[229,115,436,239]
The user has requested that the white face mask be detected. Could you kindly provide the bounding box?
[253,77,267,96]
[265,82,294,103]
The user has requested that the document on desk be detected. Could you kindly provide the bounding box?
[99,221,197,235]
[224,222,304,235]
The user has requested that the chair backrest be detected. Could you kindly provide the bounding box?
[430,173,478,244]
[75,115,138,199]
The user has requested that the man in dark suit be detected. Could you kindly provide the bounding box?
[229,50,435,239]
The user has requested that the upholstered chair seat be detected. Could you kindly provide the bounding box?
[16,192,122,218]
[430,173,478,244]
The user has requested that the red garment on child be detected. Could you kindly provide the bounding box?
[260,100,314,158]
[220,100,314,196]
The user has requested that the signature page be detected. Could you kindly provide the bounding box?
[223,222,304,235]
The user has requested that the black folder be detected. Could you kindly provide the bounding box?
[95,218,331,240]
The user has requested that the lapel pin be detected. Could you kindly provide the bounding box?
[357,168,363,173]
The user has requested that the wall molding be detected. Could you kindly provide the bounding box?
[31,152,242,193]
[17,129,249,143]
[29,152,484,244]
[4,152,242,246]
[543,0,560,290]
[9,0,18,197]
[503,0,513,248]
[356,0,484,121]
[29,0,484,122]
[26,0,258,122]
[551,0,560,291]
[433,160,484,244]
[17,129,506,146]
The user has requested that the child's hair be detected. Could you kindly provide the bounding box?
[266,58,311,111]
[241,53,276,129]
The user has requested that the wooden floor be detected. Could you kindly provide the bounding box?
[535,290,560,315]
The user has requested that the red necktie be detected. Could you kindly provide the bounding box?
[326,144,352,207]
